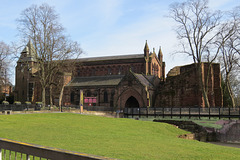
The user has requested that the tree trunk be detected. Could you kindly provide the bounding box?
[226,75,236,108]
[42,87,46,108]
[197,63,210,108]
[50,85,53,107]
[58,84,64,112]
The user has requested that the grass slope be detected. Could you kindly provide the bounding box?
[0,113,239,160]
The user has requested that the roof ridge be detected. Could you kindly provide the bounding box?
[141,74,154,86]
[130,72,153,87]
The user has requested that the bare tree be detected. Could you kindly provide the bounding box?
[218,6,240,108]
[169,0,224,107]
[0,41,10,74]
[17,3,82,107]
[49,61,77,110]
[0,41,11,98]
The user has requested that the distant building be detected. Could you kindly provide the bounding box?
[0,80,13,97]
[14,41,223,108]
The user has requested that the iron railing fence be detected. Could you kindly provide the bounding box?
[124,107,240,119]
[0,104,36,112]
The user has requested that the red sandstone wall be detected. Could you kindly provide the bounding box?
[156,63,222,107]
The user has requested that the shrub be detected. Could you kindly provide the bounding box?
[14,101,21,105]
[25,101,31,105]
[36,102,42,105]
[2,100,9,105]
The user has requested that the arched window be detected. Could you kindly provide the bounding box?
[86,90,91,97]
[71,91,75,103]
[152,64,154,74]
[104,91,108,103]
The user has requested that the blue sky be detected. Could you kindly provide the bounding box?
[0,0,239,84]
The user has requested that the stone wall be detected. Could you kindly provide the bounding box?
[156,63,223,107]
[216,120,240,143]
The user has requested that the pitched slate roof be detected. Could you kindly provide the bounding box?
[18,40,37,62]
[66,75,124,87]
[133,73,154,88]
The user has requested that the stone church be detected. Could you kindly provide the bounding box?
[14,41,223,109]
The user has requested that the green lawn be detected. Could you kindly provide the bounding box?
[0,113,239,160]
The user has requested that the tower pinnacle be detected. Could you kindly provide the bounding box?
[158,46,163,63]
[144,40,149,58]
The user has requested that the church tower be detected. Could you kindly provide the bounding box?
[15,41,38,103]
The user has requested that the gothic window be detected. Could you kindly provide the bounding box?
[86,90,91,97]
[104,91,108,103]
[93,90,98,96]
[152,64,154,75]
[154,65,158,76]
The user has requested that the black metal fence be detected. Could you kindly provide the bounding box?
[66,105,115,112]
[0,104,116,113]
[124,107,240,119]
[83,106,114,112]
[0,104,38,112]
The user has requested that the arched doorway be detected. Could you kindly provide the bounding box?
[125,96,139,108]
